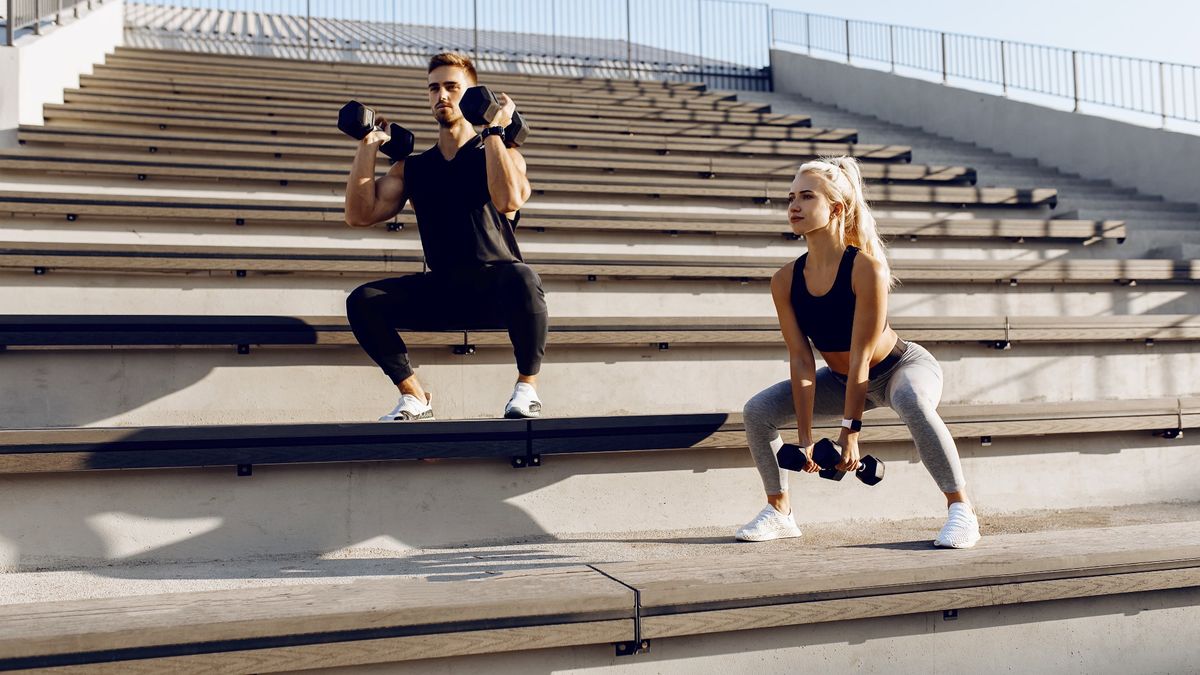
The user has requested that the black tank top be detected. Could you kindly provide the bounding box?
[403,136,523,273]
[790,246,859,352]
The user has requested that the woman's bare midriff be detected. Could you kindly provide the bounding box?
[820,327,901,376]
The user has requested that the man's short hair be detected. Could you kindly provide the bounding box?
[428,52,478,84]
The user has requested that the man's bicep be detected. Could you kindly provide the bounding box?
[372,163,408,221]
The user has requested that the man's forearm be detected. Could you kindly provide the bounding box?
[345,140,382,225]
[483,136,529,212]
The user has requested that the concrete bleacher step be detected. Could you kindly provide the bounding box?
[61,87,798,128]
[1,519,1198,672]
[1,144,977,186]
[107,46,729,95]
[24,121,912,163]
[0,333,1195,426]
[0,403,1196,563]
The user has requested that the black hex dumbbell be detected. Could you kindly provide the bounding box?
[337,100,415,162]
[776,443,814,473]
[459,86,530,148]
[812,438,885,486]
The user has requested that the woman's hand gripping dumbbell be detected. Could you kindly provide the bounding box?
[777,438,885,486]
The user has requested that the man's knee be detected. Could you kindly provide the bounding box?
[346,284,374,316]
[501,263,546,313]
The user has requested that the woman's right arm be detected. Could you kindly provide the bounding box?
[771,264,818,464]
[345,130,408,227]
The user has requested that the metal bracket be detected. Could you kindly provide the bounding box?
[510,453,541,469]
[943,609,959,621]
[237,464,253,477]
[980,436,993,447]
[237,344,250,355]
[452,344,476,356]
[387,220,403,232]
[614,639,650,656]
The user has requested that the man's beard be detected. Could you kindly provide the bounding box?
[435,108,457,128]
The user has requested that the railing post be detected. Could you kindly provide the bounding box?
[844,19,850,63]
[1159,61,1168,127]
[55,0,62,26]
[1000,41,1008,96]
[804,12,810,56]
[305,0,311,60]
[33,0,42,35]
[472,0,478,59]
[1071,50,1080,112]
[940,32,947,83]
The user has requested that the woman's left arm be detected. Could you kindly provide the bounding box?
[837,254,890,471]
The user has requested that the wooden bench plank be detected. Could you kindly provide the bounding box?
[0,151,1048,207]
[38,113,903,160]
[0,189,1124,243]
[592,522,1200,637]
[61,89,809,129]
[0,567,635,670]
[44,101,839,142]
[17,125,911,162]
[2,314,1195,352]
[1,143,976,185]
[78,71,758,117]
[0,397,1191,473]
[0,241,1186,283]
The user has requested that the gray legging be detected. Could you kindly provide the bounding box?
[743,341,966,495]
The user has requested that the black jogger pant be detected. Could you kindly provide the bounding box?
[346,262,548,384]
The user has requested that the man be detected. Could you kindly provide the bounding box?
[344,52,547,421]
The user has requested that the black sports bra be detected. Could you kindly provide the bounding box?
[790,246,858,352]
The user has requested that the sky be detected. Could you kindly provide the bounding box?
[766,0,1199,66]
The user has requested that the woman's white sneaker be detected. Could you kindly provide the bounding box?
[504,382,542,419]
[379,393,434,422]
[735,504,802,542]
[934,502,981,548]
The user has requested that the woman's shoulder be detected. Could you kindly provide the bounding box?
[849,248,890,288]
[771,258,799,296]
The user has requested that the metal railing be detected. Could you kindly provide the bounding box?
[771,9,1199,127]
[4,0,104,45]
[123,0,773,91]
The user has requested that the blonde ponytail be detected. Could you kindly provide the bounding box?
[797,156,894,287]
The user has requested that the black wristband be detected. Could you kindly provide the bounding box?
[481,125,506,141]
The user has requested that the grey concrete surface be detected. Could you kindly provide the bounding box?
[2,501,1195,605]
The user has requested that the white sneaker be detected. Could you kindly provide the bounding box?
[934,502,981,549]
[735,504,802,542]
[504,382,542,419]
[378,393,434,422]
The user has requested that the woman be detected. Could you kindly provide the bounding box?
[735,156,980,548]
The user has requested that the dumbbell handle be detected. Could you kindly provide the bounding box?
[813,439,885,486]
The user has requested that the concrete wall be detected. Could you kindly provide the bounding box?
[2,430,1196,569]
[0,0,124,145]
[770,49,1200,207]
